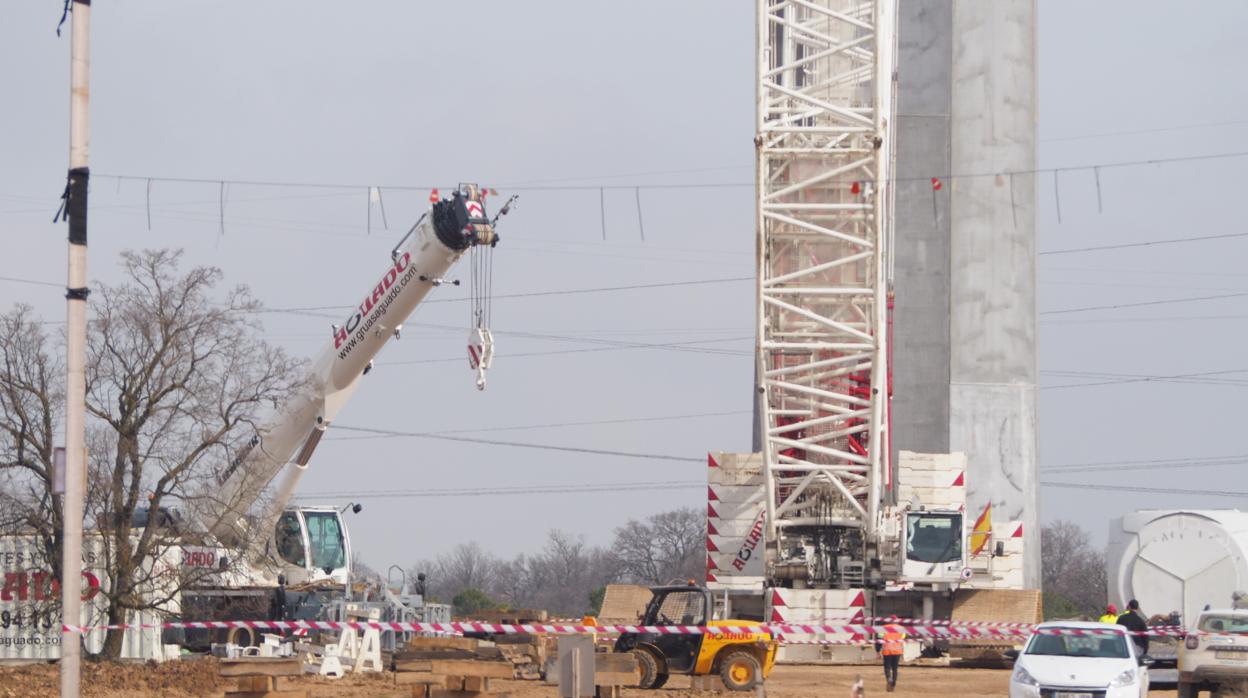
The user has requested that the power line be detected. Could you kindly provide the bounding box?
[380,336,752,366]
[1042,458,1248,475]
[1046,452,1248,469]
[331,424,704,463]
[263,276,753,313]
[1041,368,1248,390]
[1041,481,1248,499]
[1040,118,1248,143]
[91,148,1248,195]
[1038,292,1248,317]
[1044,314,1248,326]
[0,275,62,288]
[1040,231,1248,256]
[325,409,749,441]
[494,164,751,187]
[292,480,704,500]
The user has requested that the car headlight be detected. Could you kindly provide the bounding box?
[1011,666,1040,687]
[1109,668,1137,688]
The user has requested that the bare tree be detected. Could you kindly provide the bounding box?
[82,249,303,658]
[412,541,501,606]
[610,507,703,585]
[402,509,702,619]
[1041,520,1107,619]
[0,306,65,610]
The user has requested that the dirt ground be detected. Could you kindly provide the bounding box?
[0,659,1182,697]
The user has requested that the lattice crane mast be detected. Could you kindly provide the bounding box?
[755,0,897,589]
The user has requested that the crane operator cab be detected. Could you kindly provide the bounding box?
[900,510,966,585]
[272,506,352,585]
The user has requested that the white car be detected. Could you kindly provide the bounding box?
[1007,622,1151,698]
[1178,609,1248,698]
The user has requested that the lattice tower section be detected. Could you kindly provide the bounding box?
[755,0,896,546]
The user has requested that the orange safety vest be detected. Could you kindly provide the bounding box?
[881,631,904,656]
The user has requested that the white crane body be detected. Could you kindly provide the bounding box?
[195,185,502,585]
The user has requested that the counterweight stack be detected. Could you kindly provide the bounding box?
[755,0,897,588]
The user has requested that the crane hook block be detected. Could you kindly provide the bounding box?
[467,327,495,391]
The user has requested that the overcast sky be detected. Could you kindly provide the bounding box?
[2,1,1246,570]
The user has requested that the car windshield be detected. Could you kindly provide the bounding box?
[1025,631,1129,659]
[906,513,962,563]
[1199,615,1248,634]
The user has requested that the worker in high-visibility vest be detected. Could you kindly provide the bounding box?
[875,627,905,692]
[1098,603,1118,624]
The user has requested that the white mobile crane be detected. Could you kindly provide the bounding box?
[177,184,510,641]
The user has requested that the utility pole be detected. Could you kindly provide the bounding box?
[61,1,91,696]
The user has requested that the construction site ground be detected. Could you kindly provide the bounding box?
[0,659,1186,698]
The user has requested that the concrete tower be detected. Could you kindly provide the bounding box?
[892,1,1039,587]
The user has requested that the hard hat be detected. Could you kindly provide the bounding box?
[1107,604,1118,614]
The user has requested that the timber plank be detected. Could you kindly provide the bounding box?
[396,673,450,687]
[594,670,641,687]
[429,659,515,679]
[219,658,303,677]
[408,636,482,651]
[594,653,638,673]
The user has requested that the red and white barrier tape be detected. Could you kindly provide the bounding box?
[59,620,1186,639]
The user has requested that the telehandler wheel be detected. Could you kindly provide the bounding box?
[719,649,763,691]
[631,648,666,689]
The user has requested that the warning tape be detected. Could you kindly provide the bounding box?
[59,620,1187,639]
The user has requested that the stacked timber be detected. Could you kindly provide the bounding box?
[393,636,522,697]
[218,657,307,698]
[493,633,547,680]
[949,588,1043,662]
[466,608,548,624]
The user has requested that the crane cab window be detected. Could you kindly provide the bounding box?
[304,511,346,572]
[905,512,962,563]
[275,512,306,567]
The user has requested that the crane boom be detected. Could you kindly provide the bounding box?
[200,185,501,550]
